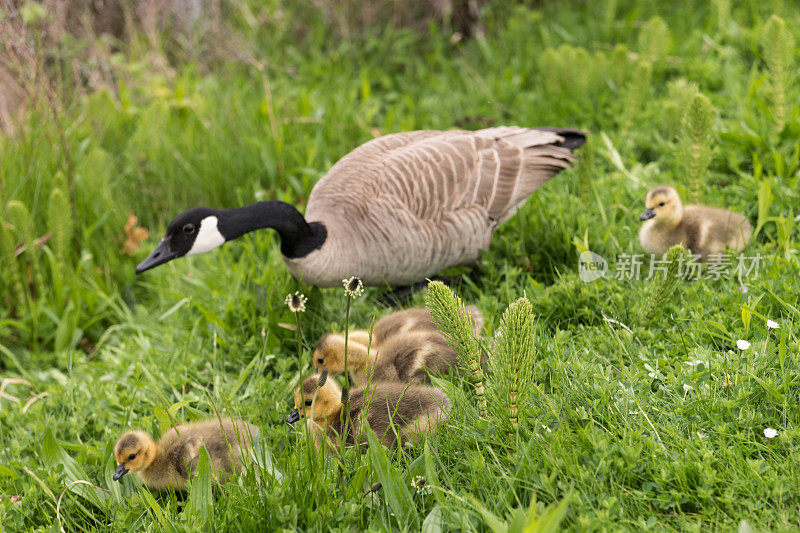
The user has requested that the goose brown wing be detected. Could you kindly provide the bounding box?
[308,127,582,225]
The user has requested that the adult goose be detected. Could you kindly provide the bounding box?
[136,127,586,286]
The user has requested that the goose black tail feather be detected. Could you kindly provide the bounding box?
[535,127,588,151]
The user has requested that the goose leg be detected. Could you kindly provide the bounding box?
[378,268,481,306]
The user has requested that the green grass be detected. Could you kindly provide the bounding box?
[2,0,800,530]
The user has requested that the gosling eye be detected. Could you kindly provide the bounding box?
[183,223,196,234]
[317,358,324,365]
[658,202,665,207]
[304,399,312,407]
[128,453,137,461]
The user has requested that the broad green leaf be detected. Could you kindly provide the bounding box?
[465,494,507,533]
[424,440,446,508]
[185,445,214,524]
[524,495,571,533]
[250,433,283,484]
[138,486,169,527]
[42,429,106,507]
[748,372,783,401]
[168,401,191,415]
[755,179,772,237]
[0,464,18,479]
[367,428,418,528]
[741,304,751,332]
[153,405,170,436]
[422,505,444,533]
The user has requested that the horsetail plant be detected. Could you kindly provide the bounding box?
[488,297,537,434]
[0,216,26,310]
[425,280,487,417]
[760,15,794,132]
[47,187,73,266]
[640,245,687,325]
[680,92,714,202]
[6,200,43,300]
[637,16,672,61]
[621,61,652,136]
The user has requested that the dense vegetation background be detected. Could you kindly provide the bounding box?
[1,0,799,530]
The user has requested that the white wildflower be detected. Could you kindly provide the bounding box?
[411,475,431,495]
[342,276,364,298]
[697,430,707,439]
[285,292,307,313]
[683,383,694,393]
[766,319,779,330]
[763,427,778,439]
[736,339,751,350]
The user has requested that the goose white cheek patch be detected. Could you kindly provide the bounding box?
[186,216,226,256]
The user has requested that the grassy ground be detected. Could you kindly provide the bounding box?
[2,0,800,530]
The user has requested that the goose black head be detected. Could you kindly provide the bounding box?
[136,207,225,274]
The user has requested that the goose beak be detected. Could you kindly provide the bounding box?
[640,208,655,221]
[113,464,129,481]
[286,408,300,425]
[135,238,177,274]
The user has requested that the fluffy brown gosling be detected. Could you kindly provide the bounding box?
[313,329,465,386]
[113,419,258,490]
[639,186,751,259]
[313,306,483,386]
[348,306,483,347]
[287,373,450,448]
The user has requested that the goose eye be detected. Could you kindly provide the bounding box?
[658,202,665,207]
[317,358,324,365]
[128,453,137,460]
[183,223,196,234]
[304,399,312,406]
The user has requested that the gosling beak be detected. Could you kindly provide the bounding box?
[286,408,300,425]
[640,208,656,221]
[113,464,129,481]
[135,238,177,274]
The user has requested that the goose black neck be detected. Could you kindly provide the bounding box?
[220,201,326,258]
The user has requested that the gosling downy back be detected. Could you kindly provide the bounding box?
[313,307,482,386]
[136,127,586,286]
[639,186,751,259]
[366,330,461,385]
[290,375,450,448]
[113,418,258,490]
[365,305,484,345]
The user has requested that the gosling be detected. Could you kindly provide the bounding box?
[287,373,450,448]
[313,329,464,386]
[348,305,483,347]
[113,418,259,490]
[639,186,751,259]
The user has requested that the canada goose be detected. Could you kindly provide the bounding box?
[113,418,258,490]
[639,186,751,259]
[349,305,484,347]
[287,373,450,448]
[312,329,459,386]
[135,127,586,286]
